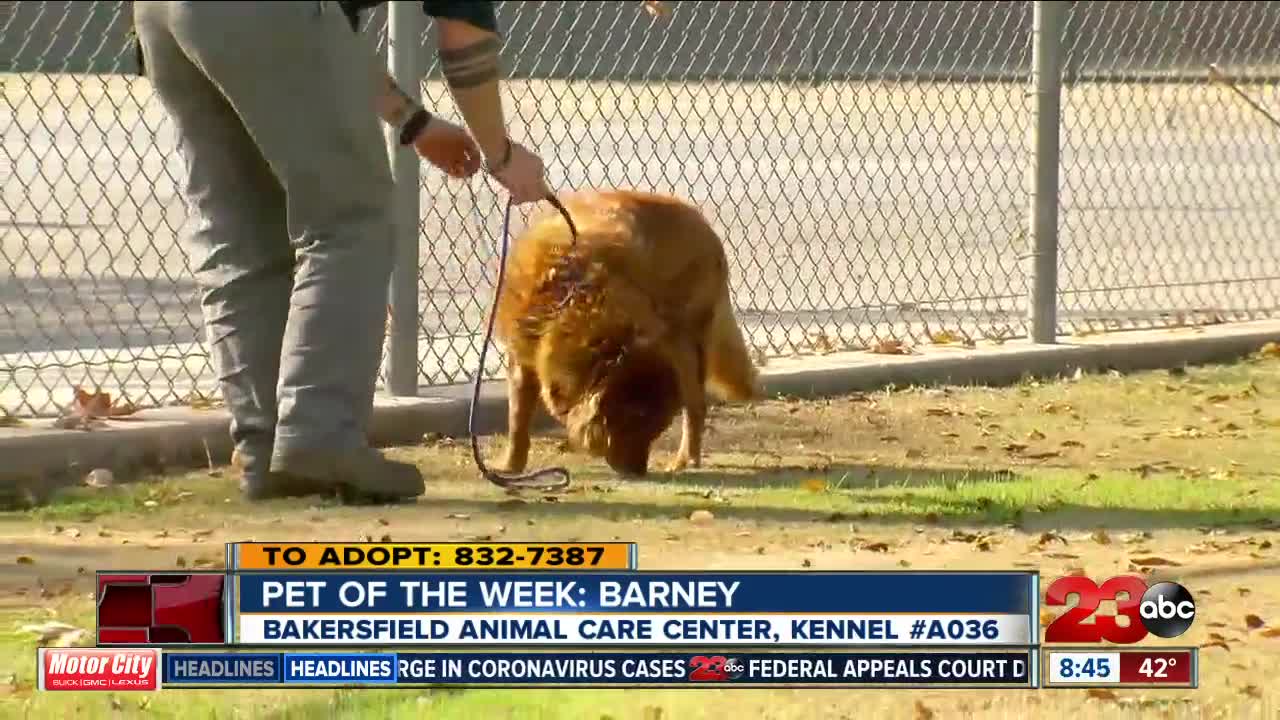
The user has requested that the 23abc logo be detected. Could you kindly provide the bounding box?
[688,655,745,682]
[1044,575,1196,644]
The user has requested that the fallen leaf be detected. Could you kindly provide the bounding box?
[1026,429,1046,441]
[1041,402,1074,414]
[1205,394,1231,404]
[801,558,812,568]
[445,513,471,521]
[926,407,958,417]
[21,621,85,647]
[1130,556,1182,567]
[1091,528,1112,545]
[641,0,671,19]
[1060,440,1085,448]
[689,510,715,524]
[1024,450,1062,460]
[861,542,891,553]
[1259,627,1280,638]
[869,338,912,355]
[1258,341,1280,359]
[1037,532,1068,546]
[1241,685,1262,699]
[1044,552,1079,560]
[913,700,935,720]
[1201,639,1230,651]
[801,478,827,493]
[1245,614,1265,630]
[1086,688,1119,701]
[642,706,664,720]
[15,556,33,565]
[1003,442,1028,453]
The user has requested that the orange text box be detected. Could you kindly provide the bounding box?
[231,542,635,571]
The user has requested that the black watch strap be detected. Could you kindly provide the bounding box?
[398,108,432,146]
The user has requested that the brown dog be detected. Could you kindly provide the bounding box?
[493,189,758,476]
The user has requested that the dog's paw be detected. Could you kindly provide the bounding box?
[495,455,529,475]
[665,454,700,473]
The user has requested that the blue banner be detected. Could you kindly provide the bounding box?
[235,571,1035,614]
[163,653,281,684]
[280,653,398,684]
[161,650,1034,687]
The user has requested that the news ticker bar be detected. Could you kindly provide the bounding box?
[226,543,638,570]
[39,648,1038,690]
[97,569,1040,647]
[38,647,1200,692]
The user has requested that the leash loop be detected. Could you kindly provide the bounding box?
[469,193,579,493]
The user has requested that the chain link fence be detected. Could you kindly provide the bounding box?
[2,0,1278,418]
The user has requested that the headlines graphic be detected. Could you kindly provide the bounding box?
[52,542,1204,690]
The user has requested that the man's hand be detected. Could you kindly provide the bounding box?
[411,116,482,179]
[487,140,551,205]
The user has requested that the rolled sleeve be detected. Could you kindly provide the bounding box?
[422,1,499,35]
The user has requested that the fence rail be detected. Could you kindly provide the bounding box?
[2,0,1279,418]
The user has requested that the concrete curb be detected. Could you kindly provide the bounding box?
[2,320,1276,493]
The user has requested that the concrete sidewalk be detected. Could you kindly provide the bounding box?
[2,319,1277,494]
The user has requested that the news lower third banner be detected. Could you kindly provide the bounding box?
[159,649,1036,689]
[228,542,638,571]
[230,571,1038,646]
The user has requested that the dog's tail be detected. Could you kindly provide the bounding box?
[705,285,759,402]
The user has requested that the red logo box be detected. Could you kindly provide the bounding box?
[38,648,161,691]
[97,573,226,644]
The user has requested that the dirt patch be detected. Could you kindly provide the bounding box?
[1,357,1279,717]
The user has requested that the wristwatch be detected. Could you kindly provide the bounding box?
[397,107,432,146]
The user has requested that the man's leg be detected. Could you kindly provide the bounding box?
[162,0,421,500]
[133,2,317,499]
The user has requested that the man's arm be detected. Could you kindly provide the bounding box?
[432,13,510,169]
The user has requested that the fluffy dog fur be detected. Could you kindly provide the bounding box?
[493,189,758,476]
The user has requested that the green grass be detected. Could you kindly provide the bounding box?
[2,354,1279,718]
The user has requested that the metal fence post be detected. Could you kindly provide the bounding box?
[1028,0,1066,344]
[386,2,423,396]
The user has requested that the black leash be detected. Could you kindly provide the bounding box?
[468,193,579,493]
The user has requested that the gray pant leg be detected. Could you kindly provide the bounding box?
[159,0,396,455]
[133,1,293,472]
